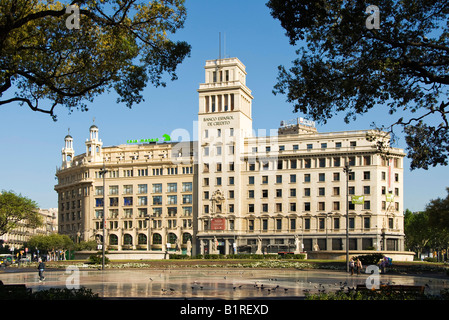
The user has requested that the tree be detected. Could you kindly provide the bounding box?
[0,190,42,236]
[404,209,433,259]
[0,0,191,120]
[266,0,449,170]
[27,233,74,257]
[426,187,449,231]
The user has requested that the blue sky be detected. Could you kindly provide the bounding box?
[0,0,448,211]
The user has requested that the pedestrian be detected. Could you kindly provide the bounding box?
[349,258,355,275]
[356,258,363,275]
[37,258,45,282]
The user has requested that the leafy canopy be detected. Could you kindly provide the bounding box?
[0,0,191,119]
[0,190,42,236]
[267,0,449,170]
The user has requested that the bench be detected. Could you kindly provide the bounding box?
[356,284,425,295]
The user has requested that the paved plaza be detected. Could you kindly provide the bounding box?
[1,267,447,299]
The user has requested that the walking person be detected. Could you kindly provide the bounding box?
[356,258,363,275]
[349,258,355,275]
[37,258,45,282]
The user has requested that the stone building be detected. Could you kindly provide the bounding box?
[55,57,410,259]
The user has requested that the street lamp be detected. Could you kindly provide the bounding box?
[145,214,153,252]
[343,161,352,273]
[99,162,108,271]
[326,212,332,251]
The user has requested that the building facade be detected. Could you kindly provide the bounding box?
[55,57,407,257]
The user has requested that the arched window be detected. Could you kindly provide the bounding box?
[109,234,118,245]
[168,233,177,244]
[123,234,133,245]
[182,233,192,244]
[138,233,147,245]
[152,233,162,244]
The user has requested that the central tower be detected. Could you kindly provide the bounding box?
[197,58,254,255]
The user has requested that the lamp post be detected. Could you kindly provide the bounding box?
[326,212,332,251]
[343,161,352,273]
[146,215,152,252]
[99,163,108,271]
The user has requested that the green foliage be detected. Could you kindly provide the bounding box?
[267,0,449,170]
[0,190,42,236]
[0,0,191,119]
[30,287,100,300]
[88,252,109,265]
[352,253,384,266]
[190,253,306,260]
[74,240,99,251]
[0,286,99,300]
[27,234,74,252]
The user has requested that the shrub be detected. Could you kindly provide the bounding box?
[88,252,109,265]
[169,254,191,259]
[353,253,384,265]
[31,287,100,300]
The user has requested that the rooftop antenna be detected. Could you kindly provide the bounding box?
[224,32,226,58]
[219,32,221,60]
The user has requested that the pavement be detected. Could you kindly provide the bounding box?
[1,267,448,299]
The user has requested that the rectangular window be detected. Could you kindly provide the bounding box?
[153,196,162,205]
[364,217,371,229]
[290,174,296,183]
[364,186,371,195]
[182,194,192,204]
[152,184,162,193]
[182,182,193,192]
[319,158,326,167]
[262,219,268,231]
[333,201,340,211]
[334,218,340,229]
[95,210,103,219]
[290,218,296,230]
[167,195,177,205]
[363,171,371,180]
[318,187,325,196]
[290,159,297,169]
[137,184,147,194]
[318,202,325,211]
[304,218,311,230]
[167,183,177,193]
[123,185,133,194]
[304,188,310,197]
[290,188,296,197]
[124,197,133,206]
[319,173,325,182]
[275,218,282,230]
[95,186,104,196]
[137,196,147,206]
[349,217,355,229]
